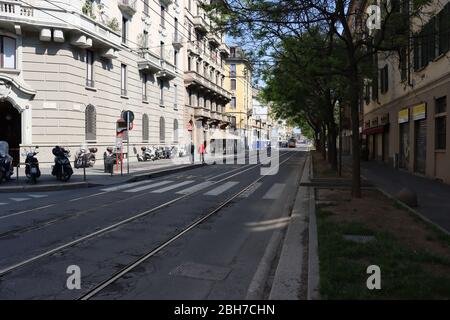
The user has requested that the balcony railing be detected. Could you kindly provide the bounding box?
[138,50,163,73]
[184,70,232,101]
[193,15,208,33]
[172,32,183,49]
[0,1,122,49]
[118,0,137,15]
[207,32,221,46]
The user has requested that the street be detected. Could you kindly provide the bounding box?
[0,150,305,299]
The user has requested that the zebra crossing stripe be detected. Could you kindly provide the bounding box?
[176,181,215,195]
[10,198,31,202]
[0,203,7,206]
[124,180,174,193]
[204,181,239,196]
[28,194,48,198]
[238,182,263,198]
[262,183,286,200]
[101,180,159,192]
[151,181,195,193]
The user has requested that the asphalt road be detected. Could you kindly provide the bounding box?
[0,149,306,299]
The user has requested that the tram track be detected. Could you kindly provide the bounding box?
[78,152,297,300]
[0,151,291,278]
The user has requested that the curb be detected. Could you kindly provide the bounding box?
[268,153,310,300]
[307,153,320,300]
[375,186,450,236]
[0,163,203,193]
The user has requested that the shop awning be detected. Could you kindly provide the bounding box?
[209,130,240,140]
[362,124,389,135]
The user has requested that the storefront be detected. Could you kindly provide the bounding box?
[362,114,389,163]
[412,103,427,174]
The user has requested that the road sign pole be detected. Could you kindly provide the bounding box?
[127,116,130,175]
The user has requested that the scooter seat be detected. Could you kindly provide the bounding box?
[89,147,98,153]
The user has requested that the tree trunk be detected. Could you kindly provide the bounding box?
[321,125,327,160]
[328,122,338,170]
[349,77,362,198]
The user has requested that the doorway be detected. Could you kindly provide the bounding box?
[0,101,21,165]
[414,119,427,174]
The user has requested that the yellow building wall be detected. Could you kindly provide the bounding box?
[225,62,253,131]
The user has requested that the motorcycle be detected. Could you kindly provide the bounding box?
[74,145,97,168]
[51,146,73,182]
[178,146,187,157]
[137,146,154,162]
[0,141,13,183]
[154,147,163,160]
[24,146,41,184]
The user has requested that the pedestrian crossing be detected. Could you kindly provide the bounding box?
[101,178,287,200]
[0,194,48,207]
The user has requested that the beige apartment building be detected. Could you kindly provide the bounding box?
[225,46,253,148]
[0,0,232,166]
[361,0,450,183]
[182,0,233,153]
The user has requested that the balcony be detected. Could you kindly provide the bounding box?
[219,43,230,56]
[172,32,183,49]
[184,71,232,101]
[187,40,201,56]
[193,15,208,33]
[207,32,221,47]
[0,1,122,51]
[137,50,163,74]
[118,0,137,16]
[157,60,177,80]
[194,107,211,119]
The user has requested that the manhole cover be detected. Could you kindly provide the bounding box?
[170,262,231,281]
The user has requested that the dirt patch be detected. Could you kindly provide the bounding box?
[313,151,450,278]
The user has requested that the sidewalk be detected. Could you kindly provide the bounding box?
[0,156,200,193]
[345,156,450,233]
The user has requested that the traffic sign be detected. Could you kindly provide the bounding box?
[122,110,134,125]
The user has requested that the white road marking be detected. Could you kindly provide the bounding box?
[0,204,55,220]
[10,198,31,202]
[124,180,174,193]
[101,180,157,192]
[27,194,48,198]
[204,181,239,196]
[262,183,286,200]
[176,181,215,195]
[238,182,263,198]
[0,203,7,206]
[151,181,194,193]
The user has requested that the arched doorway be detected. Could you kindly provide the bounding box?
[0,100,21,165]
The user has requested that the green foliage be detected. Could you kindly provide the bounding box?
[106,17,120,32]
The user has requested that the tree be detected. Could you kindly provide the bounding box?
[260,30,348,169]
[206,0,432,198]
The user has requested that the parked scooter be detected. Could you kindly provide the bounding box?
[74,145,98,168]
[178,146,187,157]
[137,146,154,162]
[0,141,13,183]
[24,146,41,184]
[51,146,73,181]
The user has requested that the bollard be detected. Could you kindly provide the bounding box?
[16,164,19,185]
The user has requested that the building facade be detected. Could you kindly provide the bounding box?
[225,46,253,149]
[251,86,272,149]
[0,0,233,166]
[360,0,450,183]
[182,0,232,155]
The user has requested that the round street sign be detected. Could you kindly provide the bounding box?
[122,110,134,124]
